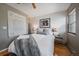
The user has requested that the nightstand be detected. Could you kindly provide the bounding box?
[55,33,67,45]
[55,37,63,44]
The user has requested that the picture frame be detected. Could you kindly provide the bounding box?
[40,18,50,28]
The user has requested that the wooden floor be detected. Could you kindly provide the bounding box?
[54,43,71,56]
[0,49,10,56]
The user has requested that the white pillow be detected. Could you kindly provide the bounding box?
[37,28,45,34]
[37,28,43,32]
[37,28,52,35]
[17,35,29,39]
[44,29,52,35]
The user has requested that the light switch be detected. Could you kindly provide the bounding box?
[2,26,7,30]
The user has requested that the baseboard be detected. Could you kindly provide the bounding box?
[67,45,78,54]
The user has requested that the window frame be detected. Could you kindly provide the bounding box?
[68,8,76,34]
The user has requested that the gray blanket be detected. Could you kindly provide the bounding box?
[14,35,41,56]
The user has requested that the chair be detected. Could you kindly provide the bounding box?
[55,33,67,44]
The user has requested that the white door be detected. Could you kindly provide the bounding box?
[8,11,28,37]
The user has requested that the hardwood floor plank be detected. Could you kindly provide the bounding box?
[0,49,10,56]
[54,43,71,56]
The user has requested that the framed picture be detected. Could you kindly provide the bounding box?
[40,18,50,28]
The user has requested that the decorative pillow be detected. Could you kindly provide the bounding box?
[37,28,46,35]
[43,28,52,35]
[37,28,52,35]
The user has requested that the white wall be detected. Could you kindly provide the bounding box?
[29,11,67,34]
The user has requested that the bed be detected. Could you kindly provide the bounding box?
[8,34,55,56]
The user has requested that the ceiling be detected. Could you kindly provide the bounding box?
[7,3,70,17]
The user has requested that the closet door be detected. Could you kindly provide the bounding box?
[13,16,26,36]
[8,11,28,37]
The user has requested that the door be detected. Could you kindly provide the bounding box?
[8,11,28,37]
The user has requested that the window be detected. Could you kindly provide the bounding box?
[68,8,76,33]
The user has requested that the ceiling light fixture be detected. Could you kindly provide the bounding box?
[32,3,36,9]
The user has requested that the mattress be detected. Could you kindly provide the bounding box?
[8,34,55,56]
[31,34,55,56]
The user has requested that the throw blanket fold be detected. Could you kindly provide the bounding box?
[14,35,41,56]
[29,35,41,56]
